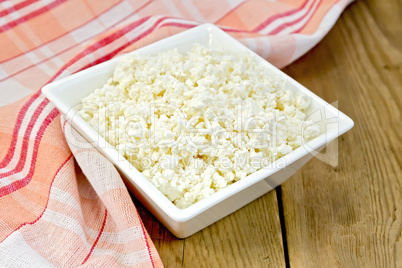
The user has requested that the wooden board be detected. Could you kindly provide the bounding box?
[280,0,402,267]
[135,190,286,267]
[182,191,285,268]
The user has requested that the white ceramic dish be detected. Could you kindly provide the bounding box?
[42,23,354,238]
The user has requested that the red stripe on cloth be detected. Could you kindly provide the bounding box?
[213,25,254,34]
[268,0,319,35]
[81,209,108,265]
[0,108,60,197]
[293,0,323,33]
[0,0,154,78]
[76,18,181,71]
[0,0,67,32]
[0,90,43,168]
[0,0,39,17]
[0,154,73,244]
[0,99,49,177]
[136,206,155,268]
[76,20,198,72]
[77,21,197,71]
[48,16,152,81]
[62,119,68,132]
[0,0,123,64]
[253,0,310,32]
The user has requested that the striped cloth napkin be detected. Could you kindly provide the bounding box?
[0,0,352,266]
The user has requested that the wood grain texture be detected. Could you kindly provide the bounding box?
[136,190,286,267]
[280,0,402,267]
[182,191,285,268]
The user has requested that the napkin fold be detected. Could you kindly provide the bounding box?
[0,0,352,266]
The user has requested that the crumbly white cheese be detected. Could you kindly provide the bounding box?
[79,44,321,208]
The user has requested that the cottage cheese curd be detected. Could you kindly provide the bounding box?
[78,44,321,208]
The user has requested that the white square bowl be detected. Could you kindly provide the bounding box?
[42,23,354,238]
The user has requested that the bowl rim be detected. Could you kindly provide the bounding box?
[42,23,354,222]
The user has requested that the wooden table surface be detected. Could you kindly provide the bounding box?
[132,1,402,267]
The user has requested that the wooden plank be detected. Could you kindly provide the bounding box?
[364,0,402,51]
[134,189,285,267]
[183,190,286,268]
[280,0,402,267]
